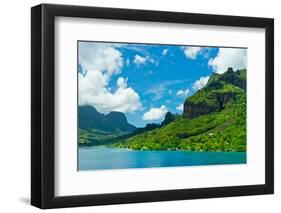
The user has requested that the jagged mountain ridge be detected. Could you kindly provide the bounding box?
[79,105,136,133]
[183,68,246,119]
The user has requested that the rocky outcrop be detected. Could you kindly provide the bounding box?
[183,91,237,119]
[182,67,245,119]
[183,102,215,119]
[220,68,246,90]
[207,68,246,90]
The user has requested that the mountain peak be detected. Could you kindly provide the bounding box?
[183,68,246,119]
[161,112,175,126]
[106,111,128,122]
[207,68,246,90]
[106,111,127,119]
[226,67,234,73]
[79,105,136,133]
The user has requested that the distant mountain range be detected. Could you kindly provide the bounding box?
[78,105,176,146]
[79,105,136,133]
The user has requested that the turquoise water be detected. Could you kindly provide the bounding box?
[78,146,246,171]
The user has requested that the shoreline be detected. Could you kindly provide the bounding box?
[79,145,246,153]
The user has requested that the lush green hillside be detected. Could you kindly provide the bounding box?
[112,68,246,152]
[79,128,128,146]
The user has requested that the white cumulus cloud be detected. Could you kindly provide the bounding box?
[176,104,183,111]
[133,54,148,65]
[176,88,190,97]
[79,42,123,77]
[78,42,142,113]
[192,76,210,91]
[183,47,203,59]
[208,48,247,74]
[133,54,156,65]
[142,105,168,121]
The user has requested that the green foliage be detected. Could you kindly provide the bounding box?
[113,96,246,152]
[78,129,127,146]
[111,69,247,152]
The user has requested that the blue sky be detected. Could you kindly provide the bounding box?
[78,42,247,127]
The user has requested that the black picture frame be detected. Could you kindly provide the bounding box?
[31,3,274,209]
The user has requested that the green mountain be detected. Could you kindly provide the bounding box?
[183,67,246,118]
[79,105,136,132]
[112,68,246,152]
[78,105,136,145]
[79,110,177,146]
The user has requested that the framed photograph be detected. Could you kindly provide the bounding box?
[31,4,274,209]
